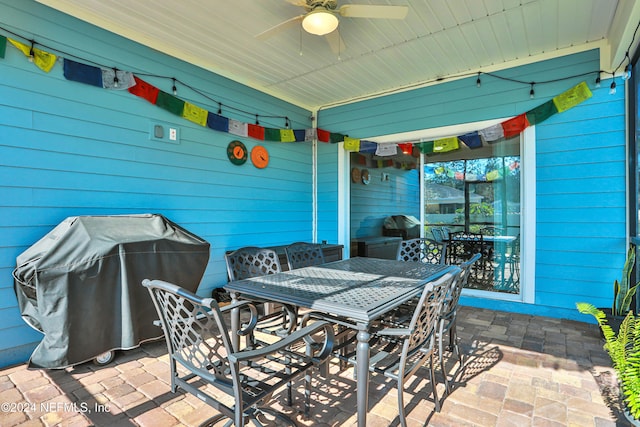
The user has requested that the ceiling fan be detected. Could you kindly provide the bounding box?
[256,0,409,53]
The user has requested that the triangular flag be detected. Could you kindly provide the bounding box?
[359,140,378,153]
[553,81,592,113]
[479,124,504,142]
[0,35,6,59]
[182,102,208,126]
[228,119,248,137]
[280,129,296,142]
[526,100,558,125]
[101,68,136,90]
[501,113,530,138]
[248,123,265,140]
[458,131,482,149]
[344,137,361,151]
[376,143,397,156]
[128,76,160,104]
[63,59,102,87]
[207,112,229,132]
[156,91,185,116]
[317,129,330,143]
[264,127,280,141]
[8,38,57,72]
[433,137,459,153]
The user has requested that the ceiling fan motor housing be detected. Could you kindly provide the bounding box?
[306,0,338,12]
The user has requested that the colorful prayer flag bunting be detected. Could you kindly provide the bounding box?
[305,128,317,142]
[248,123,265,140]
[293,129,306,142]
[434,137,459,152]
[264,127,280,141]
[526,100,557,125]
[228,119,248,137]
[63,59,103,87]
[101,68,135,90]
[317,129,330,143]
[9,38,57,72]
[501,113,529,138]
[0,35,6,59]
[330,132,346,144]
[182,101,208,126]
[553,81,592,113]
[344,137,360,151]
[376,143,397,156]
[458,131,482,149]
[418,141,434,154]
[128,76,160,104]
[280,129,296,142]
[479,123,504,142]
[398,143,413,154]
[359,140,378,153]
[155,91,185,116]
[207,112,229,132]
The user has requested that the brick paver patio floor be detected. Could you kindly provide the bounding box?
[0,306,624,426]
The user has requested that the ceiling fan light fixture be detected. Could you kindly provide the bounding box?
[302,8,339,36]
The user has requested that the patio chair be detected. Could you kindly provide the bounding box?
[437,253,481,393]
[396,237,447,264]
[351,270,458,425]
[284,242,326,270]
[143,279,334,426]
[224,246,297,343]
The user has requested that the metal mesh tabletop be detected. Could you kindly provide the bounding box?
[225,257,453,323]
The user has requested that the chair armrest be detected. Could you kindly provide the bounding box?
[220,300,259,337]
[229,320,334,364]
[375,327,411,337]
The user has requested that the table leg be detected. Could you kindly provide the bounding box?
[356,328,370,427]
[229,291,240,352]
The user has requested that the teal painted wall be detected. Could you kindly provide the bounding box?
[0,1,317,367]
[351,167,420,239]
[319,49,627,322]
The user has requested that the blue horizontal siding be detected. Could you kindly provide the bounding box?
[0,0,315,367]
[322,48,627,320]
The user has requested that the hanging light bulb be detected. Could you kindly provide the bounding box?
[623,64,632,81]
[172,78,177,95]
[476,72,481,88]
[217,103,222,115]
[285,117,290,128]
[595,74,601,88]
[112,68,119,88]
[28,41,35,62]
[255,114,260,125]
[610,80,617,95]
[529,83,535,99]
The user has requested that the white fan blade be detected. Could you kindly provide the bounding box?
[325,30,346,55]
[255,15,304,40]
[339,4,409,19]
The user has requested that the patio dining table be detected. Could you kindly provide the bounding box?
[224,257,454,427]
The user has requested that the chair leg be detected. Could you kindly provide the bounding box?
[429,353,441,412]
[397,377,408,427]
[438,321,451,395]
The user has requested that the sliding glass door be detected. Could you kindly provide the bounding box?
[424,140,521,295]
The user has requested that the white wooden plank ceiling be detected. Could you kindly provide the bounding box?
[34,0,639,110]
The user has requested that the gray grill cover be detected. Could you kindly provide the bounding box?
[13,214,210,369]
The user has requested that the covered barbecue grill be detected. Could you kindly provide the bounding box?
[13,214,210,369]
